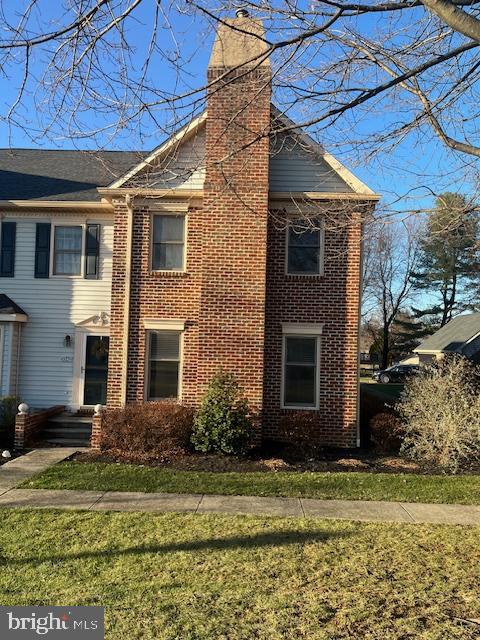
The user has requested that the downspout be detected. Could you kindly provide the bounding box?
[356,217,364,448]
[15,323,22,397]
[120,194,134,406]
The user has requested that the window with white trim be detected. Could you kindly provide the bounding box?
[282,334,320,408]
[147,330,181,400]
[152,214,185,271]
[286,223,323,275]
[53,225,83,276]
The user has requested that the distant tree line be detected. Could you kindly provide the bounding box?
[362,192,480,369]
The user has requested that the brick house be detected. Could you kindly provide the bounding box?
[2,12,379,449]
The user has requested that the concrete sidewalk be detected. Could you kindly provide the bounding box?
[0,487,480,525]
[0,448,80,493]
[1,448,480,525]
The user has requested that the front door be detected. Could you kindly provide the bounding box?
[83,335,109,405]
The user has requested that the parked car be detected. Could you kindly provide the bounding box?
[372,364,420,384]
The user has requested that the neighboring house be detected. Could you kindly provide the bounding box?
[414,313,480,365]
[1,11,379,448]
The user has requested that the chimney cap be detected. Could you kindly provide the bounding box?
[235,8,250,17]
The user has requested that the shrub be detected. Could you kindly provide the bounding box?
[101,401,195,460]
[191,371,253,455]
[360,387,396,447]
[397,357,480,472]
[0,396,19,446]
[370,412,403,454]
[278,412,323,459]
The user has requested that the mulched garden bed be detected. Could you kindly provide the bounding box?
[72,448,429,474]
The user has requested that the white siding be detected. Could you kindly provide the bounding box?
[123,125,353,193]
[126,128,206,190]
[0,215,113,408]
[269,133,354,193]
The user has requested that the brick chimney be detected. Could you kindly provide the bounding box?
[198,13,272,416]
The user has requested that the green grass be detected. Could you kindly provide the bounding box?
[0,509,479,639]
[22,460,480,504]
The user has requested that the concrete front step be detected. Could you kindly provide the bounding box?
[41,413,92,446]
[48,415,93,425]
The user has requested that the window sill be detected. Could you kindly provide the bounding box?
[285,273,324,281]
[150,270,189,277]
[282,405,320,411]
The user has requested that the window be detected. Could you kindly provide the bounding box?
[286,223,323,275]
[53,226,83,275]
[282,334,320,408]
[152,214,185,271]
[147,330,181,400]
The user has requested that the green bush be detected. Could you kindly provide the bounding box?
[191,371,253,455]
[0,396,19,446]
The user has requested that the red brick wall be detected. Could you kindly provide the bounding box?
[105,33,364,448]
[198,66,271,414]
[262,214,363,447]
[14,405,64,449]
[107,200,129,408]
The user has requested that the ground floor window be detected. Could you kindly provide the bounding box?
[147,330,181,400]
[282,331,321,409]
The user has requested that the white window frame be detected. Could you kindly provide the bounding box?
[144,322,184,401]
[285,220,325,276]
[50,223,85,278]
[281,323,323,410]
[150,211,187,273]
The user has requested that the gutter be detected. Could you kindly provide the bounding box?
[120,194,134,406]
[0,200,113,211]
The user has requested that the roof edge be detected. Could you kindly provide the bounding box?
[108,112,208,189]
[0,200,113,211]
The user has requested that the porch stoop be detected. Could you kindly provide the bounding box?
[41,413,92,446]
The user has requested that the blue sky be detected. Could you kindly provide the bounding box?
[0,1,477,217]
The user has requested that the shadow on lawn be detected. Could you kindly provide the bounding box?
[3,529,350,567]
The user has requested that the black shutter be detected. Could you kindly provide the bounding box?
[35,223,51,278]
[0,222,17,278]
[0,222,16,277]
[85,224,100,279]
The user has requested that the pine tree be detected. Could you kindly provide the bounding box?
[411,192,480,326]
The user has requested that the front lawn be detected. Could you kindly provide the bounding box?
[22,460,480,504]
[0,509,479,639]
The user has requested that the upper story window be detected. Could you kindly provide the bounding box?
[152,214,185,271]
[286,223,323,275]
[53,225,83,276]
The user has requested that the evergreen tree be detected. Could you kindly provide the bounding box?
[411,193,480,326]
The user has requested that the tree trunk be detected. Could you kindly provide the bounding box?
[381,324,390,370]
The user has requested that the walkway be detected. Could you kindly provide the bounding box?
[0,448,80,492]
[1,449,480,525]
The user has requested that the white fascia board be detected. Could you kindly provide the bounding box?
[108,112,207,189]
[0,313,28,323]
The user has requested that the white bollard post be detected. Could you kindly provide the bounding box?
[17,403,29,415]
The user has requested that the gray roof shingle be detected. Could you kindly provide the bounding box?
[0,149,146,201]
[415,313,480,354]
